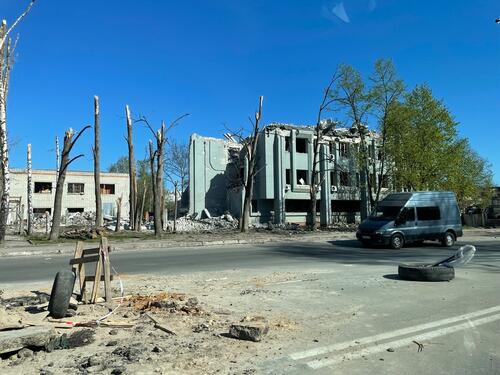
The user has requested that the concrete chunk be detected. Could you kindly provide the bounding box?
[229,321,269,342]
[0,326,57,354]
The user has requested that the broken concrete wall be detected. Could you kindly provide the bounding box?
[189,134,242,217]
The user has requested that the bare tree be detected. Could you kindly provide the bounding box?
[49,126,90,240]
[93,96,103,227]
[0,1,36,243]
[140,114,188,237]
[309,72,342,230]
[125,105,137,230]
[26,143,33,235]
[165,139,189,192]
[240,96,263,233]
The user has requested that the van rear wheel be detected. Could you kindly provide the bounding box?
[442,231,455,247]
[390,234,404,250]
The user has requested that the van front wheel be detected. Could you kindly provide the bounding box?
[390,234,404,250]
[442,231,455,247]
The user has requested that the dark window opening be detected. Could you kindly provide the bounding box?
[417,206,441,221]
[331,200,360,213]
[339,172,350,186]
[285,169,291,184]
[33,208,51,217]
[34,182,52,194]
[330,171,338,186]
[67,207,84,213]
[100,184,115,195]
[296,138,307,153]
[329,142,335,154]
[296,170,308,185]
[339,143,349,157]
[401,207,415,221]
[68,183,84,194]
[285,199,319,213]
[251,200,258,213]
[285,137,291,152]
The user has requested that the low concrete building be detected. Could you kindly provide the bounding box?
[189,123,387,226]
[9,169,130,224]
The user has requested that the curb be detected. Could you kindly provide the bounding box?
[0,232,355,258]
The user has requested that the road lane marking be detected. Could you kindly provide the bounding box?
[290,304,500,360]
[307,312,500,369]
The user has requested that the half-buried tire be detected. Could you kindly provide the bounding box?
[398,263,455,282]
[48,270,76,318]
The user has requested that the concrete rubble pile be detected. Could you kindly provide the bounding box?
[165,213,238,232]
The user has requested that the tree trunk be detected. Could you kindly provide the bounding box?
[153,125,165,237]
[0,88,10,243]
[115,195,122,232]
[137,181,147,232]
[125,105,137,230]
[93,96,103,227]
[55,136,60,180]
[49,127,90,240]
[149,140,161,237]
[27,143,33,236]
[173,182,178,233]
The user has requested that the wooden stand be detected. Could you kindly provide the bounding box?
[69,237,113,304]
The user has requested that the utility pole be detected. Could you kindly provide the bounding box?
[27,144,33,235]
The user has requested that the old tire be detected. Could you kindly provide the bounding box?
[398,263,455,282]
[48,270,76,319]
[442,231,455,247]
[390,233,404,250]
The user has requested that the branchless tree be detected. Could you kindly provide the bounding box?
[125,105,138,230]
[140,114,188,237]
[240,96,263,232]
[309,72,342,230]
[93,96,103,227]
[26,143,33,235]
[49,126,91,240]
[0,0,36,243]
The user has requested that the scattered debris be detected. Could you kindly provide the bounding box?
[0,326,57,355]
[145,313,177,336]
[412,340,424,352]
[229,316,269,342]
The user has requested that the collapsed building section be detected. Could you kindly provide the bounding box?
[189,123,387,226]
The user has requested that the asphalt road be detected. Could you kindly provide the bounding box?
[0,238,498,283]
[1,238,499,374]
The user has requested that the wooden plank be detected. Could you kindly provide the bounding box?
[84,275,114,282]
[101,237,112,303]
[71,241,84,272]
[72,241,86,303]
[69,255,100,265]
[90,250,103,303]
[82,247,101,256]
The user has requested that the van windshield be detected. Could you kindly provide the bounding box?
[370,206,402,221]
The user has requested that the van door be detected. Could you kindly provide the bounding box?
[398,205,417,241]
[416,205,442,240]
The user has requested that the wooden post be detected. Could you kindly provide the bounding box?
[72,241,86,302]
[101,237,112,303]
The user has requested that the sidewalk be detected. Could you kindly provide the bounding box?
[0,227,497,258]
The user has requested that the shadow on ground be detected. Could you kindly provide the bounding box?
[265,239,500,272]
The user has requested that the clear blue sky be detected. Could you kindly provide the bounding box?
[2,0,499,184]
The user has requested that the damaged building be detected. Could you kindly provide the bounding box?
[9,169,130,225]
[189,122,387,226]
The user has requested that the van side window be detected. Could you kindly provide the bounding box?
[416,206,441,221]
[404,207,415,221]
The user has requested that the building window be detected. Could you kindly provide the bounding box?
[100,184,115,195]
[339,142,349,157]
[296,138,307,153]
[68,183,84,194]
[329,142,335,155]
[285,169,291,184]
[67,207,84,213]
[330,171,338,186]
[285,137,291,152]
[34,182,52,194]
[296,170,308,185]
[285,199,319,213]
[339,171,350,186]
[416,206,441,221]
[33,208,51,217]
